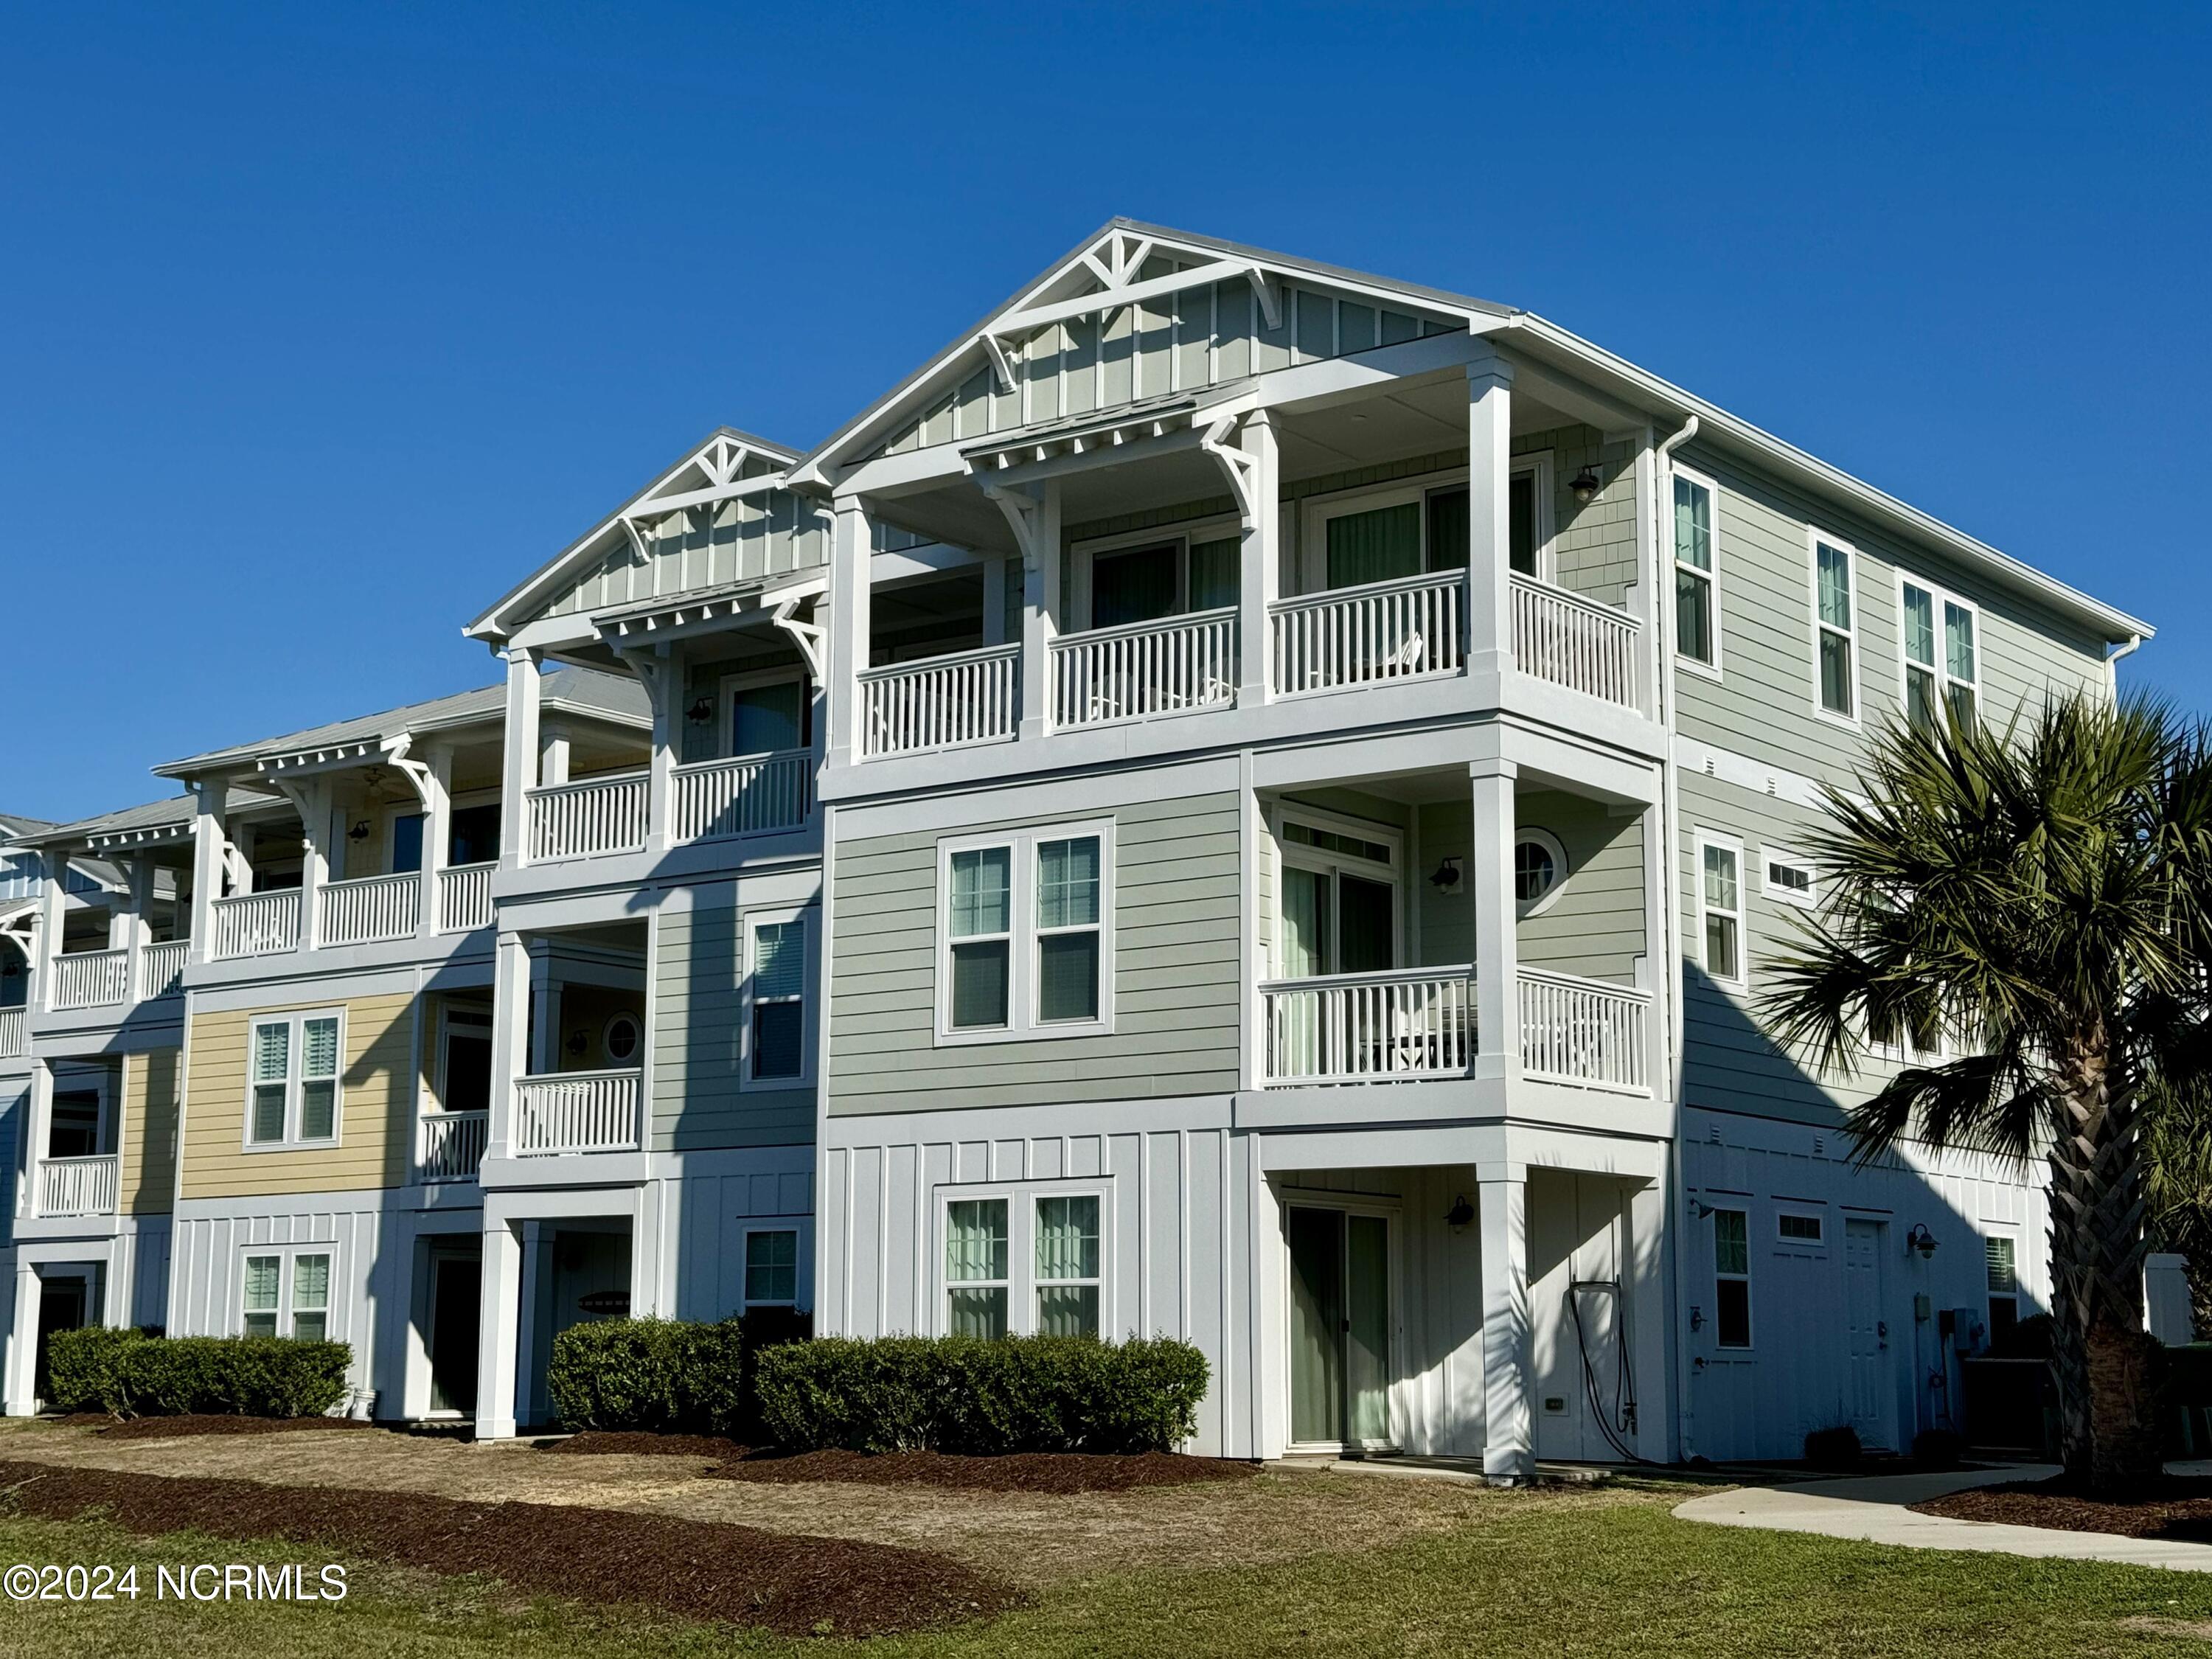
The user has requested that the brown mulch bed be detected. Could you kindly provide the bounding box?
[61,1413,373,1441]
[541,1430,749,1459]
[0,1458,1021,1635]
[1913,1475,2212,1541]
[715,1447,1259,1494]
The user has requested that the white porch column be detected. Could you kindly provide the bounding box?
[1478,1167,1534,1483]
[294,777,330,953]
[1237,411,1280,705]
[22,1061,54,1220]
[417,742,453,941]
[473,1219,523,1440]
[485,931,530,1162]
[4,1262,41,1415]
[1469,758,1520,1082]
[1467,354,1515,677]
[639,646,676,854]
[187,780,223,963]
[499,648,543,866]
[827,495,872,768]
[1016,481,1062,742]
[35,851,66,1010]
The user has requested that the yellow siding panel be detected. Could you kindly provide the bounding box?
[181,992,418,1200]
[122,1046,181,1215]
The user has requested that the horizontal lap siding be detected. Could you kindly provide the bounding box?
[181,993,414,1200]
[122,1046,181,1215]
[1413,789,1645,984]
[830,793,1242,1114]
[652,895,815,1152]
[1674,445,2109,797]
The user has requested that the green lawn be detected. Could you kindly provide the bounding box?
[4,1483,2212,1657]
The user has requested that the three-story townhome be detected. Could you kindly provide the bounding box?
[794,220,2146,1477]
[459,428,840,1435]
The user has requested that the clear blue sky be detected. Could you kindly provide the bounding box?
[4,3,2206,820]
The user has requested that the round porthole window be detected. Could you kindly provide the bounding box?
[1514,830,1568,916]
[603,1013,641,1064]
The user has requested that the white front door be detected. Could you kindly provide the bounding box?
[1843,1218,1896,1450]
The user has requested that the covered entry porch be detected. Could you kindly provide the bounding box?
[1251,1125,1670,1480]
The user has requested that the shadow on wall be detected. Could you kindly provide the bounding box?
[1677,959,2036,1462]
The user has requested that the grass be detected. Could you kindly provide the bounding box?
[9,1480,2212,1656]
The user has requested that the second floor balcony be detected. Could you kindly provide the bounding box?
[521,746,813,864]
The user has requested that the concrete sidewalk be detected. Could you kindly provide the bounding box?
[1676,1464,2212,1572]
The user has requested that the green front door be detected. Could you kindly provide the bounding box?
[1288,1206,1393,1447]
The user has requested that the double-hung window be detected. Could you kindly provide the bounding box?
[1696,835,1745,987]
[1812,534,1857,720]
[1900,579,1980,732]
[1986,1235,2020,1343]
[246,1011,341,1149]
[745,914,810,1083]
[1673,467,1719,669]
[242,1250,331,1340]
[939,824,1113,1042]
[1035,1194,1102,1338]
[946,1198,1009,1337]
[1712,1208,1751,1348]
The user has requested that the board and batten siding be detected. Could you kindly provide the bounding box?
[1672,443,2110,797]
[180,992,416,1200]
[122,1046,181,1215]
[530,477,832,625]
[653,888,817,1153]
[829,793,1242,1114]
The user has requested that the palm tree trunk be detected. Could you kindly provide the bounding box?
[2048,1052,2160,1489]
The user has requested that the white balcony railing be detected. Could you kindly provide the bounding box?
[528,770,648,863]
[418,1110,489,1182]
[860,644,1020,759]
[0,1007,24,1059]
[513,1068,642,1155]
[139,939,188,1001]
[672,748,813,844]
[1262,967,1475,1085]
[39,1154,119,1218]
[1517,967,1651,1093]
[210,889,302,959]
[1510,575,1641,710]
[439,862,495,932]
[1051,608,1237,729]
[319,872,421,947]
[1270,571,1466,697]
[50,948,130,1011]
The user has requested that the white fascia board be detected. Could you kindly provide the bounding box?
[1506,315,2152,644]
[871,541,986,586]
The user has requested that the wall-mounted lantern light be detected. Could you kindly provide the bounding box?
[1906,1223,1939,1261]
[1570,465,1602,504]
[685,697,714,724]
[1428,855,1463,894]
[1444,1195,1475,1232]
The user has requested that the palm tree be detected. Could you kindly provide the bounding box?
[1762,695,2212,1489]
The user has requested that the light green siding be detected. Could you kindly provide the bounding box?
[1415,789,1645,984]
[653,888,816,1152]
[534,479,832,624]
[1672,444,2110,795]
[829,793,1242,1114]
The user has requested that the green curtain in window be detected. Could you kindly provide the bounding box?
[1036,1195,1099,1280]
[1326,502,1422,590]
[1189,537,1239,611]
[1280,868,1329,978]
[1092,543,1178,627]
[1345,1214,1390,1443]
[1425,487,1469,574]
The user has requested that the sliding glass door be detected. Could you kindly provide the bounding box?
[1288,1205,1394,1449]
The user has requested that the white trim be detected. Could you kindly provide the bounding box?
[1513,826,1569,919]
[240,1007,344,1152]
[1895,569,1981,729]
[1775,1207,1827,1246]
[1278,1192,1404,1456]
[741,906,815,1090]
[238,1243,335,1340]
[1670,463,1722,679]
[1269,802,1404,976]
[1710,1203,1753,1352]
[935,820,1116,1046]
[1759,843,1819,910]
[1292,456,1554,597]
[738,1223,803,1310]
[601,1011,642,1066]
[1692,830,1747,991]
[1807,528,1862,728]
[931,1180,1115,1339]
[433,1003,493,1116]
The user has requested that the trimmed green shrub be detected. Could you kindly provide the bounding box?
[755,1335,1210,1455]
[546,1310,813,1438]
[44,1327,350,1419]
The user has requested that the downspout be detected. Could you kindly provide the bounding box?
[2106,633,2142,700]
[1653,414,1698,1461]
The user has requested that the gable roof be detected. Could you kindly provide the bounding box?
[153,665,647,780]
[788,217,2149,647]
[466,425,812,644]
